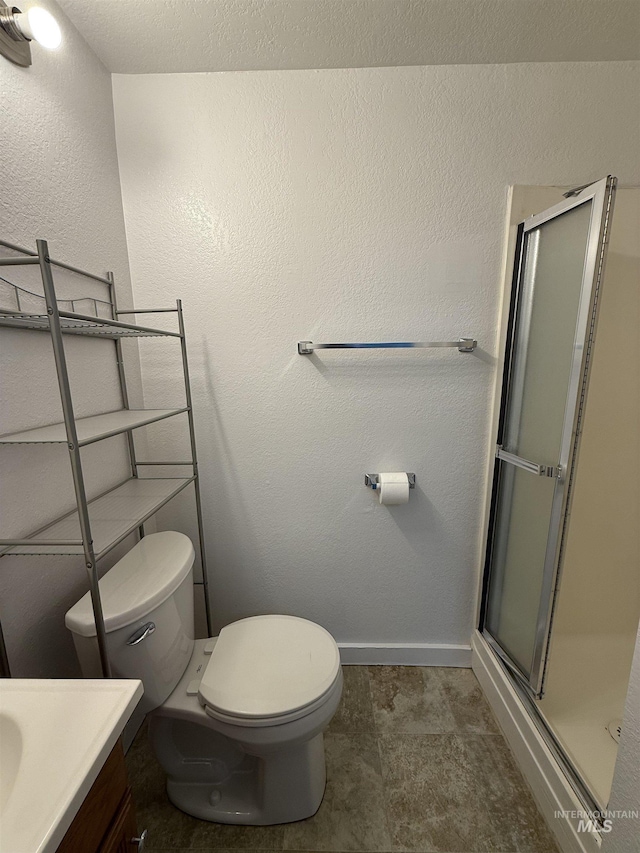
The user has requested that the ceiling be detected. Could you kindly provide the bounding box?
[58,0,640,74]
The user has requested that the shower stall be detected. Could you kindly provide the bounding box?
[477,178,640,827]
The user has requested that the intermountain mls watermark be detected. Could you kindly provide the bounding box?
[555,809,639,833]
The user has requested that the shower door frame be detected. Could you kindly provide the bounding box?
[480,176,617,698]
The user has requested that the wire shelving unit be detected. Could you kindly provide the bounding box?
[0,238,210,678]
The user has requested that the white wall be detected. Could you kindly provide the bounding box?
[112,61,640,655]
[0,0,138,676]
[605,619,640,853]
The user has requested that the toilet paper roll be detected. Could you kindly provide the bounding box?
[378,472,410,505]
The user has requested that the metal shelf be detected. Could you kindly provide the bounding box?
[0,278,179,337]
[0,408,189,446]
[0,312,179,338]
[0,238,112,286]
[0,237,212,678]
[0,477,195,558]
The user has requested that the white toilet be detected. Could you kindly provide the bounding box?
[65,531,343,825]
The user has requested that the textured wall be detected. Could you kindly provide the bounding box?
[112,62,640,651]
[0,0,139,676]
[605,619,640,851]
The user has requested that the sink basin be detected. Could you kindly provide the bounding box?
[0,679,142,853]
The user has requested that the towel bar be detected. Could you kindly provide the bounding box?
[297,338,476,354]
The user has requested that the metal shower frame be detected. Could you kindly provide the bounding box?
[0,237,211,677]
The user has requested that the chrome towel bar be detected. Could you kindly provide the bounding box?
[297,338,477,355]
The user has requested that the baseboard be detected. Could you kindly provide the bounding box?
[472,630,601,853]
[338,642,472,667]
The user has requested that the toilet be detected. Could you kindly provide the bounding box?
[65,531,343,825]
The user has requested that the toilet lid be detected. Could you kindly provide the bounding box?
[198,615,341,719]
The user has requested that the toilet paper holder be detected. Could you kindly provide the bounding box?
[365,473,416,490]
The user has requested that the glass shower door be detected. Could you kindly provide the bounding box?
[482,177,616,697]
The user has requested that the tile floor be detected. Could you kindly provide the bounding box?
[126,666,560,853]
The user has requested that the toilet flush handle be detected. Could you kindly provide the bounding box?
[126,622,156,646]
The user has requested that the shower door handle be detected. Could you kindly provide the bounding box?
[496,447,560,479]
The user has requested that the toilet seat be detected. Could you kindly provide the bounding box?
[198,615,341,725]
[202,676,342,728]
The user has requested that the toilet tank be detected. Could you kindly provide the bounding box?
[65,531,196,714]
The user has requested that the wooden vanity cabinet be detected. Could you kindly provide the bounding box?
[97,789,140,853]
[56,740,143,853]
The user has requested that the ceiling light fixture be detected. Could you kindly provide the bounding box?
[0,1,61,66]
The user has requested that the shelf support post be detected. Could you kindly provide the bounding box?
[0,620,11,677]
[108,273,144,540]
[177,299,212,636]
[37,240,112,678]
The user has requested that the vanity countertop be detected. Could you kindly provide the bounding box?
[0,678,143,853]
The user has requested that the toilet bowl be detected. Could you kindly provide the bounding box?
[65,531,343,825]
